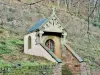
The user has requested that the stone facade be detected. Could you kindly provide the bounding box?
[42,35,62,59]
[64,47,81,75]
[24,32,56,62]
[24,8,66,62]
[61,44,83,75]
[52,64,62,75]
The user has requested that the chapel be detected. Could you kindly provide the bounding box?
[24,8,84,74]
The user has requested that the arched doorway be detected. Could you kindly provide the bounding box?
[45,39,55,52]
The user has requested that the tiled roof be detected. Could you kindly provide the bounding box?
[28,18,47,32]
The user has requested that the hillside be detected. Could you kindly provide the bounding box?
[58,12,100,69]
[0,0,100,69]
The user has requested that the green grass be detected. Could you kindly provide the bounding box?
[0,39,24,54]
[0,59,55,75]
[0,59,54,67]
[0,42,12,54]
[0,59,11,67]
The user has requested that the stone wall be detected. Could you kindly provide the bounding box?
[52,64,62,75]
[91,70,100,75]
[80,62,88,75]
[63,44,100,75]
[61,45,82,75]
[64,48,81,75]
[0,63,62,75]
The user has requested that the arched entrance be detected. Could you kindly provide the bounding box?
[45,39,54,52]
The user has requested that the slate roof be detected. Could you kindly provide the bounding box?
[28,18,47,32]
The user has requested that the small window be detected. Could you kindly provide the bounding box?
[28,36,31,49]
[45,39,54,52]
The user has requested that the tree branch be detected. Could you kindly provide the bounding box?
[24,0,44,5]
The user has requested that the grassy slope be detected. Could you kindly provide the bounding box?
[0,28,51,64]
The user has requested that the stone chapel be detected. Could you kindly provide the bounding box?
[24,8,84,74]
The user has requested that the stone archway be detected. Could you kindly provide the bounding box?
[43,36,61,59]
